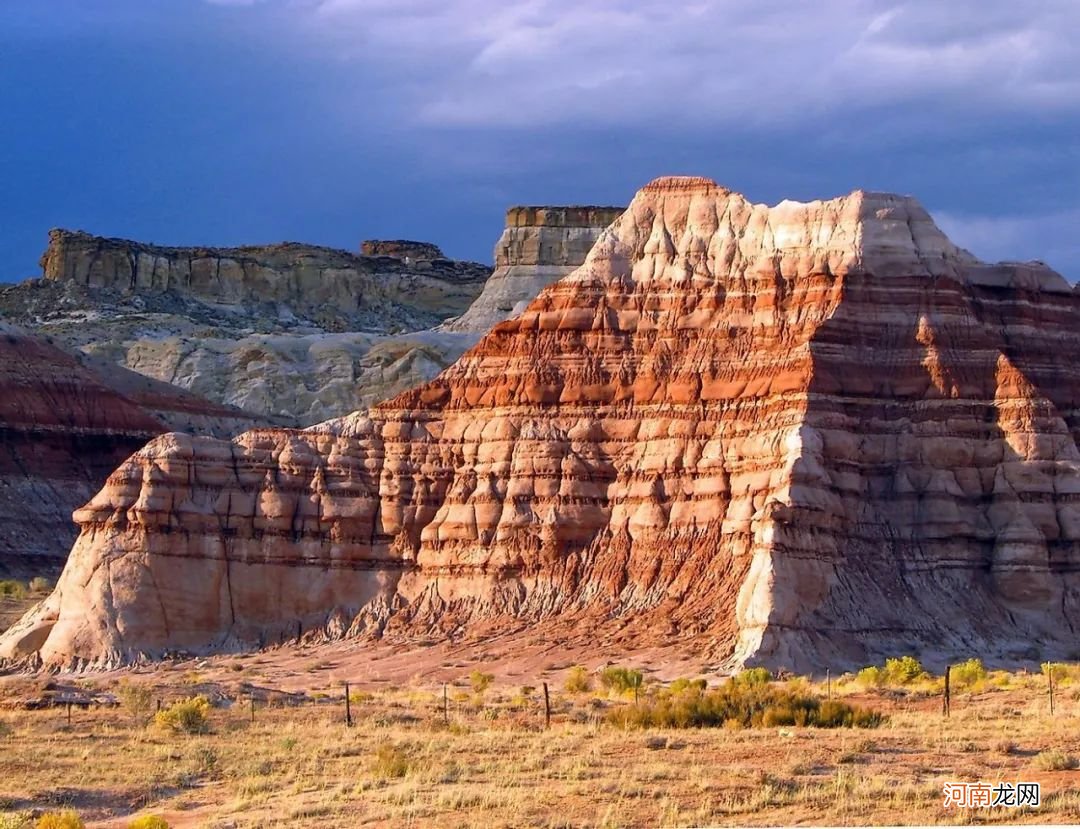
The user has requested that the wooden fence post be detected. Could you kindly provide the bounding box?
[344,682,353,728]
[543,682,551,730]
[443,683,449,725]
[826,668,832,700]
[66,702,72,726]
[943,665,951,718]
[250,694,256,724]
[1049,666,1055,716]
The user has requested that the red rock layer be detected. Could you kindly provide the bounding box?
[5,178,1079,671]
[0,326,165,578]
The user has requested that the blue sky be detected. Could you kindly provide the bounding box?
[2,0,1078,278]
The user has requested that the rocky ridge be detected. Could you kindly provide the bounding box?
[2,212,618,424]
[40,229,489,331]
[6,176,1078,672]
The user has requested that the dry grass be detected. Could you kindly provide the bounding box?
[0,673,1078,828]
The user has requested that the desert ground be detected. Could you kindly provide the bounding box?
[1,590,1079,829]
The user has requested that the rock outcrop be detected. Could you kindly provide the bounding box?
[360,240,444,261]
[4,211,615,425]
[445,205,623,332]
[0,323,267,579]
[2,230,493,424]
[7,176,1080,672]
[40,229,489,332]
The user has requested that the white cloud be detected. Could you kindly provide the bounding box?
[209,0,1080,129]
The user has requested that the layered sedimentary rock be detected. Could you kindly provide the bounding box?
[445,205,623,331]
[41,229,489,331]
[360,240,444,261]
[3,230,492,423]
[0,322,266,579]
[0,323,163,579]
[5,212,614,424]
[7,176,1080,672]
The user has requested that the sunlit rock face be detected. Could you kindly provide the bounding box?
[444,205,624,332]
[6,176,1080,672]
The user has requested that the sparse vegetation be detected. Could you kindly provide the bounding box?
[2,663,1079,826]
[116,679,154,725]
[371,743,412,779]
[27,577,50,595]
[34,812,84,829]
[1033,749,1078,771]
[468,671,494,695]
[599,666,644,696]
[856,656,927,688]
[883,656,926,684]
[857,665,884,688]
[0,580,25,600]
[667,678,707,695]
[564,665,592,694]
[154,695,211,734]
[607,677,883,729]
[951,658,987,689]
[126,818,170,829]
[733,667,772,687]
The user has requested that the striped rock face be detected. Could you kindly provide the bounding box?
[444,204,625,332]
[5,176,1079,671]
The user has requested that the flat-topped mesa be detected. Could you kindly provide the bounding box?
[7,176,1080,672]
[40,229,491,331]
[360,240,444,261]
[445,204,625,331]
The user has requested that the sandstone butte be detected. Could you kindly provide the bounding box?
[5,175,1079,674]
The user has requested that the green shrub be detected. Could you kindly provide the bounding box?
[733,667,772,687]
[0,581,25,600]
[951,658,987,688]
[154,696,211,735]
[565,666,592,694]
[667,678,707,695]
[371,743,411,778]
[127,818,170,829]
[599,667,644,695]
[883,656,925,685]
[469,671,494,695]
[606,677,882,730]
[856,666,884,688]
[1040,661,1076,683]
[116,680,154,724]
[857,657,927,688]
[35,812,84,829]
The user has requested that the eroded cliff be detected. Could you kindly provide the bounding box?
[0,323,267,579]
[445,205,623,332]
[6,176,1078,671]
[3,211,615,425]
[40,230,489,330]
